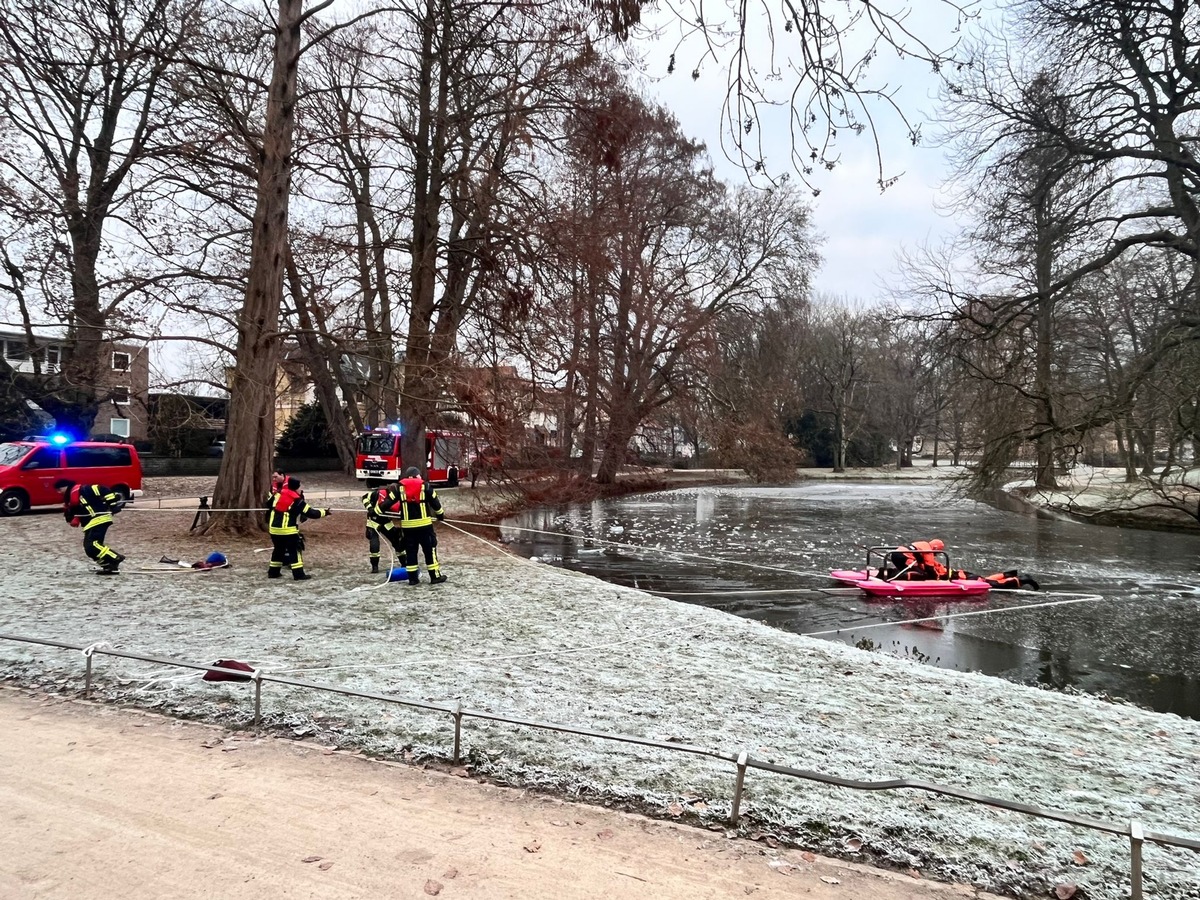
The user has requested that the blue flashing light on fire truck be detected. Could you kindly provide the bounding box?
[355,426,465,486]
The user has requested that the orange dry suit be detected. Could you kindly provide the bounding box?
[911,541,949,579]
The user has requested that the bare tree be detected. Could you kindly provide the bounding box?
[391,0,599,475]
[0,0,201,432]
[649,0,978,187]
[803,301,875,472]
[924,45,1114,490]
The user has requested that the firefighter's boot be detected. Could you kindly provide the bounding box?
[293,568,312,581]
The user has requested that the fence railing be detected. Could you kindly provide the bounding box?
[3,629,1197,899]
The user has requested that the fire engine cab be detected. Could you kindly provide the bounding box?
[355,426,465,487]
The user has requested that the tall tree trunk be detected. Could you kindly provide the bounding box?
[207,0,302,533]
[931,410,941,466]
[398,0,447,474]
[1115,419,1137,483]
[595,396,637,484]
[832,403,846,473]
[1032,270,1060,487]
[286,250,357,472]
[60,228,105,435]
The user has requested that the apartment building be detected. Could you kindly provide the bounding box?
[0,330,151,441]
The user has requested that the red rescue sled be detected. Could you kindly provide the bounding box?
[830,568,992,598]
[831,544,1038,596]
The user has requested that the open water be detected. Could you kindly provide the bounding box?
[502,480,1200,719]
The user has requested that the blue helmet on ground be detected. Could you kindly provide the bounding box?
[206,551,228,566]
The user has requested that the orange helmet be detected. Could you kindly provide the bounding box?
[929,539,945,551]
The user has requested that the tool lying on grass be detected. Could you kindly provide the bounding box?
[130,552,231,573]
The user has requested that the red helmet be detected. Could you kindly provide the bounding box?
[929,539,945,551]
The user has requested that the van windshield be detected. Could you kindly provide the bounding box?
[0,443,31,465]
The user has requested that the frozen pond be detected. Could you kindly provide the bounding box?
[502,481,1200,718]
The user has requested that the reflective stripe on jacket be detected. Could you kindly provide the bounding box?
[379,476,443,528]
[66,484,118,530]
[362,488,394,530]
[267,488,327,535]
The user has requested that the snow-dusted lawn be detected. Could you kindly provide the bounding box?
[1,496,1197,899]
[1008,465,1200,530]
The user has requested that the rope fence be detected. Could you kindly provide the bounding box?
[2,629,1196,899]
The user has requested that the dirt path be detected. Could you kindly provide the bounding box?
[0,690,995,900]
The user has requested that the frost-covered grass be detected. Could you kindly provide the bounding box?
[2,502,1198,900]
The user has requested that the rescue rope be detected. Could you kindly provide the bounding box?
[639,587,849,596]
[441,517,831,581]
[802,591,1111,637]
[353,538,396,592]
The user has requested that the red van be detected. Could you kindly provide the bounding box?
[0,438,144,516]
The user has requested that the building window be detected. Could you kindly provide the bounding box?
[111,386,130,405]
[109,418,130,438]
[112,351,130,371]
[5,340,28,360]
[42,345,61,372]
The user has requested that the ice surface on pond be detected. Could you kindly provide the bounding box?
[1,508,1198,899]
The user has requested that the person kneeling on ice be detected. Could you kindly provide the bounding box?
[57,480,126,575]
[265,476,330,581]
[882,544,919,580]
[378,466,446,585]
[881,539,948,580]
[913,538,950,579]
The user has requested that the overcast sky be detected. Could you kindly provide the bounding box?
[637,2,976,305]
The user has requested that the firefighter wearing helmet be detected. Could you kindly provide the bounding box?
[377,466,447,585]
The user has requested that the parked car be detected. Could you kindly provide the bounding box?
[208,439,226,458]
[0,436,144,516]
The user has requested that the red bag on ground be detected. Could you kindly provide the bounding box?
[202,659,254,683]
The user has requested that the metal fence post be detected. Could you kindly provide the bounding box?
[1130,820,1144,900]
[730,750,749,826]
[253,670,263,727]
[84,651,93,698]
[452,701,463,764]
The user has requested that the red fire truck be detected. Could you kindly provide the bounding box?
[354,427,466,486]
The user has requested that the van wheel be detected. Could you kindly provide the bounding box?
[112,484,131,502]
[0,488,29,516]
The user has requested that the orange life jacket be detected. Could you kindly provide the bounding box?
[912,541,948,578]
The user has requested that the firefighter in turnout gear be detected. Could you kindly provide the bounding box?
[361,485,403,573]
[57,480,127,574]
[266,476,330,580]
[378,466,446,585]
